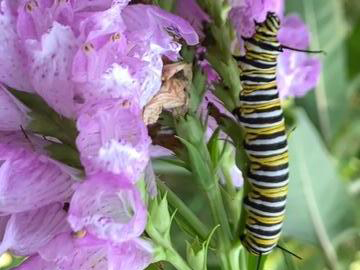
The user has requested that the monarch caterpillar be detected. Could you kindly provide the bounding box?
[234,12,289,256]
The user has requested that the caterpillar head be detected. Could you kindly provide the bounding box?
[265,12,281,31]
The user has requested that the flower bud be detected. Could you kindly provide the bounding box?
[176,114,206,146]
[147,194,172,242]
[186,239,206,270]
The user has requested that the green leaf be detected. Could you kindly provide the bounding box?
[283,109,355,267]
[286,0,350,145]
[45,143,83,170]
[346,19,360,78]
[154,0,177,11]
[7,88,78,147]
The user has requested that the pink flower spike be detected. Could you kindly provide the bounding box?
[27,22,77,118]
[68,173,147,243]
[76,99,151,180]
[0,203,70,256]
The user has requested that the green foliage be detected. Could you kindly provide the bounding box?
[286,0,351,146]
[6,87,81,169]
[284,109,355,268]
[7,88,78,147]
[154,0,177,12]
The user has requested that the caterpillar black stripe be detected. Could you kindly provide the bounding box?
[234,12,288,255]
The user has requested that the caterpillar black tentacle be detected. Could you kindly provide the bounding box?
[235,12,289,256]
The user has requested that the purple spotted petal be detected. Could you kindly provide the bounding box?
[17,0,54,41]
[0,203,70,256]
[72,3,128,83]
[0,85,29,131]
[0,135,74,214]
[0,2,33,91]
[76,99,151,179]
[108,238,153,270]
[122,4,199,60]
[27,22,77,118]
[68,173,147,243]
[16,0,74,41]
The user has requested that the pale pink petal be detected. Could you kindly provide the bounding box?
[27,22,77,118]
[144,162,157,198]
[0,215,10,241]
[16,0,53,41]
[0,138,74,214]
[72,4,128,83]
[0,85,29,131]
[0,203,70,256]
[278,14,310,49]
[230,0,284,54]
[0,3,33,91]
[277,51,321,99]
[76,99,151,180]
[41,233,108,269]
[68,173,147,243]
[175,0,210,38]
[38,232,74,262]
[228,164,244,188]
[60,243,108,270]
[122,4,199,59]
[108,238,153,270]
[14,255,57,270]
[0,131,46,156]
[72,0,113,12]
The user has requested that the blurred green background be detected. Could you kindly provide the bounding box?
[2,0,360,269]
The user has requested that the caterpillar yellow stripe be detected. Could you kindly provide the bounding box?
[234,12,288,255]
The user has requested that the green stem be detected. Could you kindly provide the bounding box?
[157,180,210,241]
[223,167,237,197]
[239,247,247,270]
[166,248,193,270]
[222,167,241,236]
[206,183,234,270]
